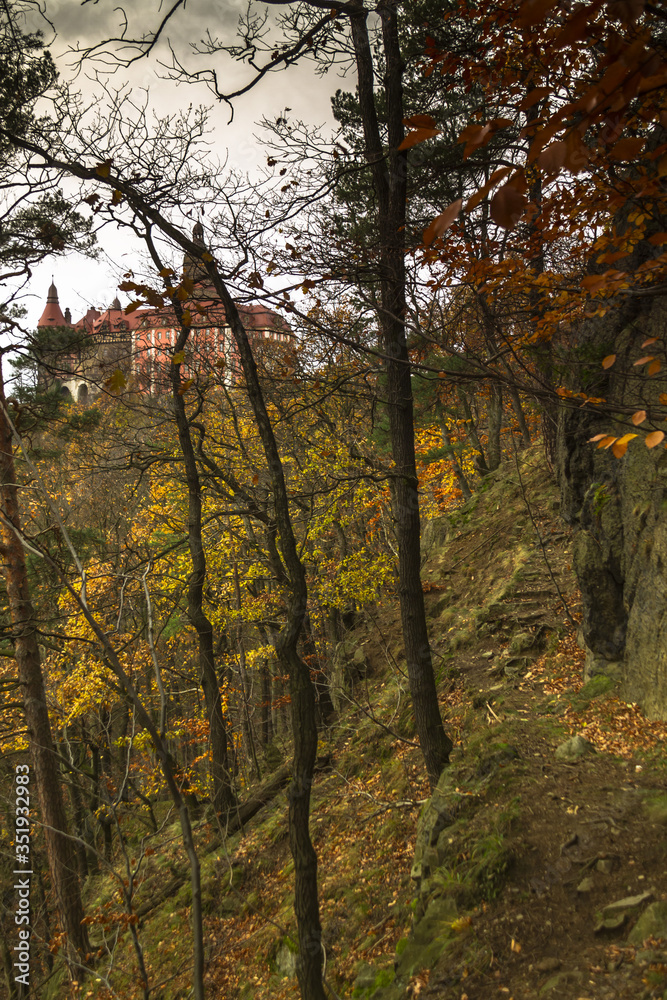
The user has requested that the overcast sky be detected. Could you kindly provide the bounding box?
[21,0,343,330]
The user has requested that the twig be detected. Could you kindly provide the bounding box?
[486,701,502,723]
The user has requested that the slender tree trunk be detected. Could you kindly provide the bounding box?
[486,384,503,472]
[508,385,532,448]
[435,404,473,500]
[233,562,261,779]
[170,312,235,821]
[458,389,489,474]
[350,0,452,789]
[203,267,326,999]
[0,375,89,968]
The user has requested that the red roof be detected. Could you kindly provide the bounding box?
[38,282,67,327]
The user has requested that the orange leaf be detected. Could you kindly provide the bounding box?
[582,275,608,293]
[490,185,528,229]
[601,354,617,369]
[631,410,647,425]
[633,355,655,365]
[646,430,665,448]
[648,232,667,246]
[648,360,662,376]
[597,435,617,449]
[423,199,463,245]
[589,433,609,442]
[660,393,667,405]
[641,337,659,347]
[612,433,637,457]
[398,127,440,150]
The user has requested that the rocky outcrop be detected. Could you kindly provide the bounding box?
[557,300,667,716]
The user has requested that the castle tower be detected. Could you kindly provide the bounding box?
[183,222,210,289]
[38,281,69,327]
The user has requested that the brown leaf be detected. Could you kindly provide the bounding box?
[490,185,528,228]
[538,141,567,174]
[398,127,440,150]
[423,199,463,245]
[518,0,559,25]
[518,86,552,110]
[403,114,437,129]
[555,2,604,49]
[609,136,645,161]
[465,166,512,212]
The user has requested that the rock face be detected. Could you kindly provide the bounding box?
[556,300,667,717]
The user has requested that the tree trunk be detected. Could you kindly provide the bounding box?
[508,385,532,448]
[349,0,452,789]
[486,383,503,472]
[458,389,489,474]
[170,312,235,821]
[436,404,473,500]
[204,266,326,999]
[0,374,89,968]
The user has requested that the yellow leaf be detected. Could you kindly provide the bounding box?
[95,160,112,178]
[646,431,665,448]
[612,433,637,458]
[172,351,185,364]
[181,310,191,327]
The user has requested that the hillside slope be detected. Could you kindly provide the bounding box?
[65,445,667,1000]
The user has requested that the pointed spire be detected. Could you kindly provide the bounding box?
[193,221,205,245]
[38,281,67,327]
[111,296,121,311]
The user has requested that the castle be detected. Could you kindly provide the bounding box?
[36,228,292,400]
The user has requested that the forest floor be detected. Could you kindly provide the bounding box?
[75,447,667,1000]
